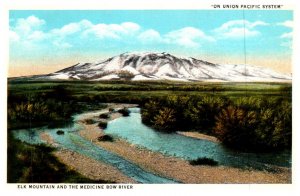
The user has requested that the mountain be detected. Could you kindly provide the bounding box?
[38,52,291,82]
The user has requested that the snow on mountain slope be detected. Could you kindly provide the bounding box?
[40,52,291,82]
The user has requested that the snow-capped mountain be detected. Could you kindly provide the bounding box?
[40,52,291,82]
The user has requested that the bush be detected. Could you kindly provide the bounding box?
[153,107,176,131]
[213,100,292,151]
[97,134,113,142]
[108,108,115,112]
[184,96,227,131]
[83,119,96,124]
[56,130,64,135]
[213,106,257,150]
[141,100,161,125]
[98,121,108,129]
[99,113,109,119]
[189,157,218,166]
[118,108,130,116]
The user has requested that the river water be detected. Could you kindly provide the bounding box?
[12,119,177,183]
[105,108,291,171]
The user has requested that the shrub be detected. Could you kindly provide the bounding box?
[118,108,130,116]
[141,100,161,125]
[83,119,96,124]
[189,157,218,166]
[99,113,109,119]
[56,130,64,135]
[108,108,115,112]
[184,96,227,131]
[213,106,257,150]
[153,107,176,131]
[97,134,113,142]
[98,121,108,129]
[213,100,292,151]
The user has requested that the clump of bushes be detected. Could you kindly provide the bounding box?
[213,106,257,150]
[153,107,176,132]
[118,108,130,116]
[189,157,218,166]
[141,95,292,152]
[83,119,96,124]
[98,121,108,129]
[56,130,64,135]
[99,113,109,119]
[213,99,292,151]
[97,134,114,142]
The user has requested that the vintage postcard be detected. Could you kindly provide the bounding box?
[1,0,299,195]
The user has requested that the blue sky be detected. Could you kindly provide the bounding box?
[9,10,293,76]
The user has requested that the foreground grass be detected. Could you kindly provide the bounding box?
[7,133,111,183]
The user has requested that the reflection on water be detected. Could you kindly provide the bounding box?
[105,108,291,170]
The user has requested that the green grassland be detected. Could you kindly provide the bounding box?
[8,80,291,101]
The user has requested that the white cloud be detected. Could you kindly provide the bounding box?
[280,32,293,39]
[214,20,268,39]
[9,30,20,42]
[121,22,140,32]
[53,40,72,49]
[15,15,45,34]
[51,20,92,37]
[82,22,141,39]
[279,29,292,49]
[27,30,47,41]
[278,20,293,28]
[278,20,293,49]
[164,27,215,48]
[10,15,47,45]
[10,16,215,50]
[52,23,81,35]
[138,29,162,43]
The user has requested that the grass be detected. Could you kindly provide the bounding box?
[8,80,291,100]
[7,133,112,183]
[189,157,219,166]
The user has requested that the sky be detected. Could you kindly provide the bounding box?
[9,10,293,77]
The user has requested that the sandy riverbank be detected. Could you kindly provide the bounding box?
[75,104,291,184]
[40,132,136,183]
[177,131,220,143]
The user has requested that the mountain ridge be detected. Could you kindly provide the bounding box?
[36,52,291,82]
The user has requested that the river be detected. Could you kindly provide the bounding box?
[12,106,291,183]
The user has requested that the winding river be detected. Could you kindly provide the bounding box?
[12,107,291,183]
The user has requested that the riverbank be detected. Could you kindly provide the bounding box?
[74,104,291,184]
[40,132,136,183]
[177,131,220,143]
